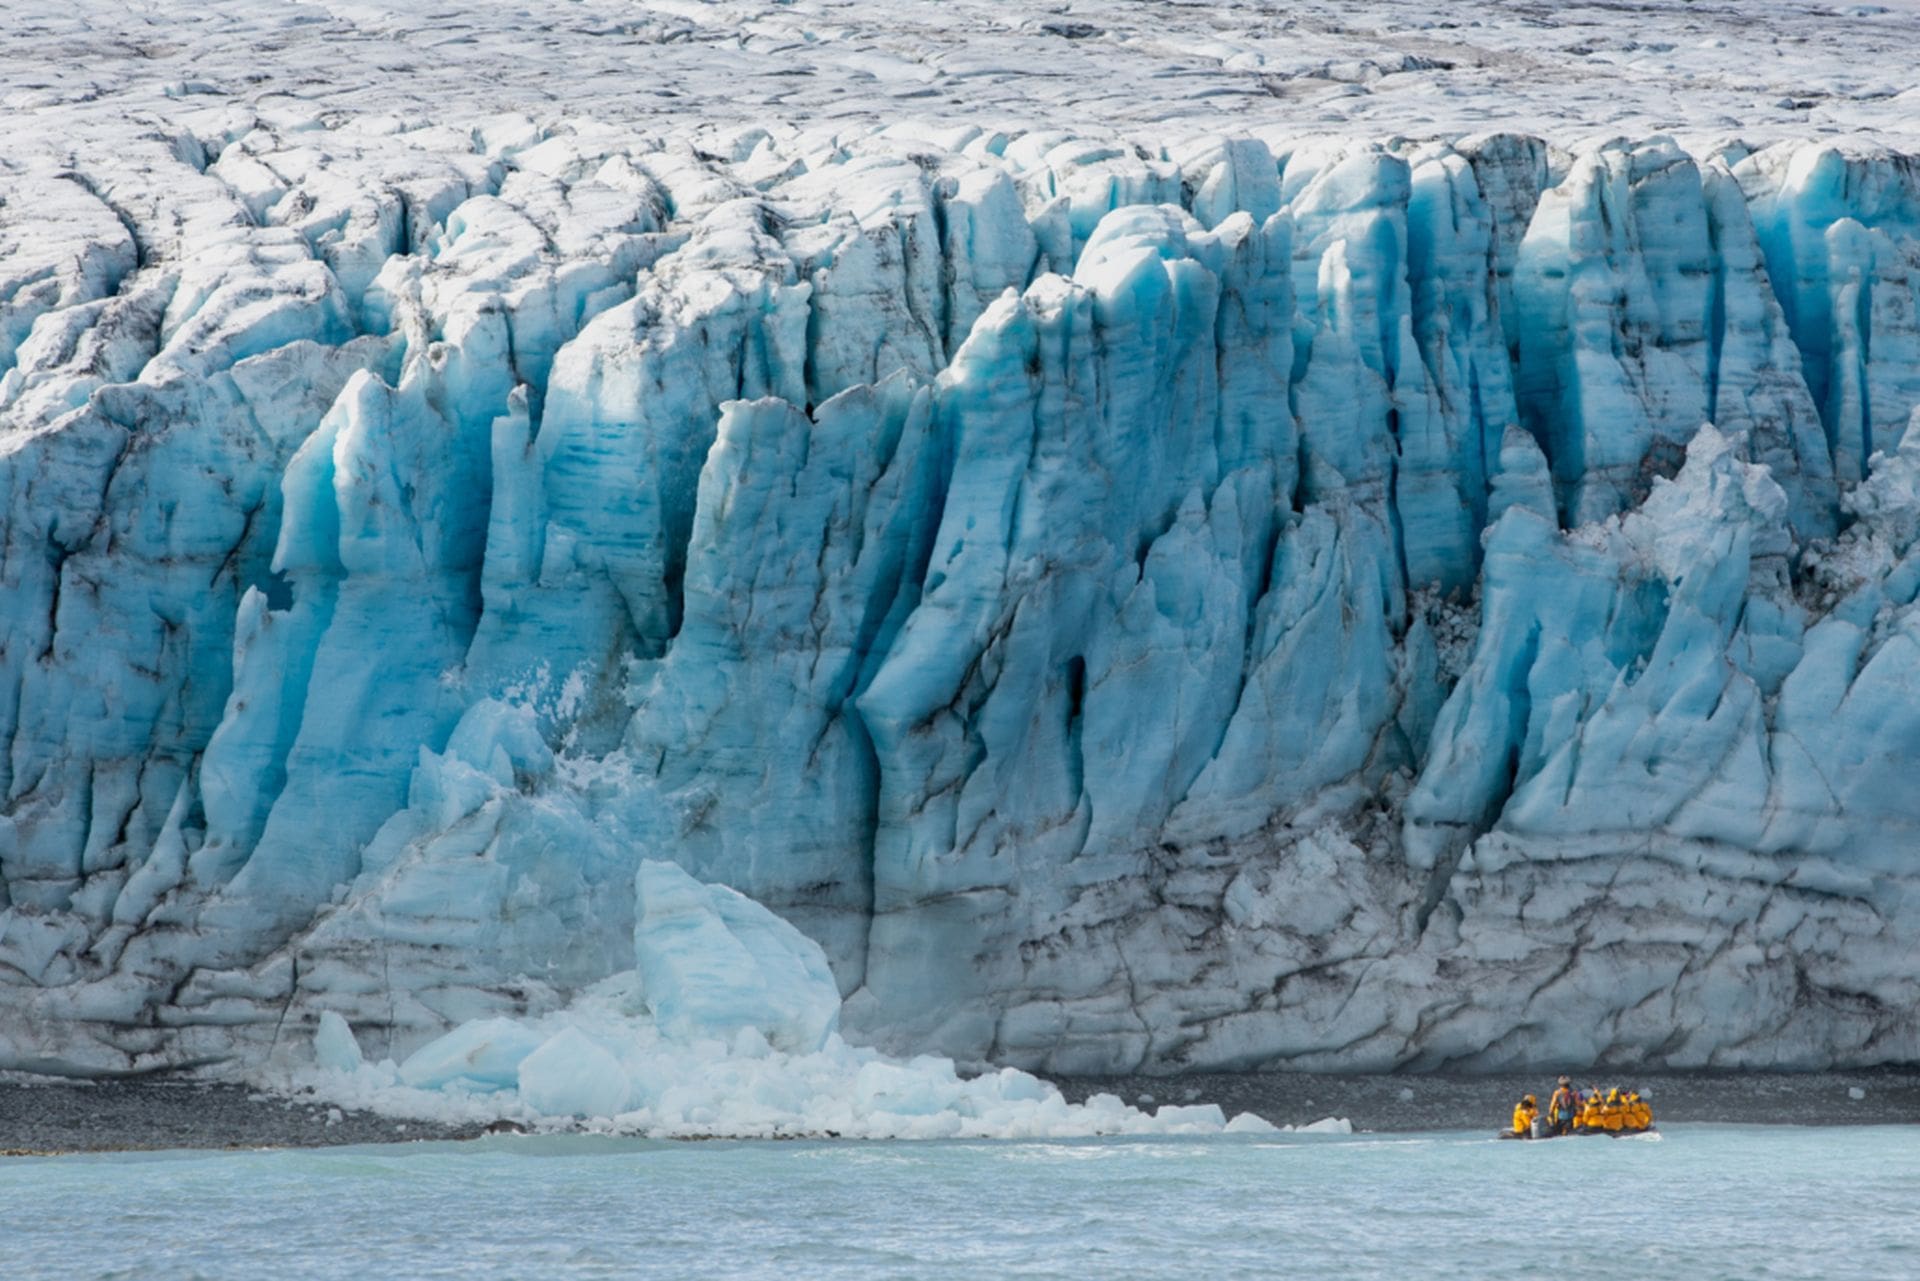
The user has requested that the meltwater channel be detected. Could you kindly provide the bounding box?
[4,1126,1916,1280]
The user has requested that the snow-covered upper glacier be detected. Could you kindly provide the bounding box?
[4,4,1920,1082]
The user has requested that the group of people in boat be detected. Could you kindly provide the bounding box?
[1510,1076,1655,1137]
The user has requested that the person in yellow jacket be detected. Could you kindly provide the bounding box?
[1578,1090,1604,1132]
[1512,1095,1539,1137]
[1602,1089,1627,1132]
[1627,1092,1652,1131]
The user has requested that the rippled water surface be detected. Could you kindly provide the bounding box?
[4,1126,1916,1279]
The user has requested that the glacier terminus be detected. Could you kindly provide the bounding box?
[5,1,1920,1105]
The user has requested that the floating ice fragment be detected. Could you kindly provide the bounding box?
[398,1017,545,1091]
[1294,1117,1354,1134]
[634,860,842,1054]
[990,1068,1052,1102]
[517,1028,630,1119]
[1225,1112,1278,1134]
[313,1012,363,1074]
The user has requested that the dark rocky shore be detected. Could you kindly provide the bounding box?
[0,1079,486,1155]
[2,1069,1916,1155]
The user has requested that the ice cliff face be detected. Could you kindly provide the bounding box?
[3,117,1919,1077]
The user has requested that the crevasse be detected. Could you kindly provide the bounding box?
[2,120,1917,1077]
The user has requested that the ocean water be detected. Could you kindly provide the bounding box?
[2,1126,1915,1279]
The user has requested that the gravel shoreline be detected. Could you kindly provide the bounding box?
[0,1079,487,1155]
[3,1069,1915,1155]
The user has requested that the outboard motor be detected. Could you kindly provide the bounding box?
[1532,1116,1552,1140]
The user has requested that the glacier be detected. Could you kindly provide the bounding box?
[4,107,1920,1091]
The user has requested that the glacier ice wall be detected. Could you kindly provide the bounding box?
[3,117,1919,1076]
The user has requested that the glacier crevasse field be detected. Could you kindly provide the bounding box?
[4,110,1920,1085]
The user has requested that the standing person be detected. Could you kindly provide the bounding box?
[1545,1076,1580,1136]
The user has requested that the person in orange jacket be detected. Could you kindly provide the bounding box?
[1578,1090,1604,1132]
[1512,1094,1539,1137]
[1601,1089,1627,1132]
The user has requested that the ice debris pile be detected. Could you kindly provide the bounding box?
[3,114,1920,1081]
[295,859,1291,1138]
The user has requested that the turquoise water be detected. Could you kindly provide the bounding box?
[3,1127,1916,1279]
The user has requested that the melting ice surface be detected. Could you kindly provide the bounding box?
[4,1126,1917,1280]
